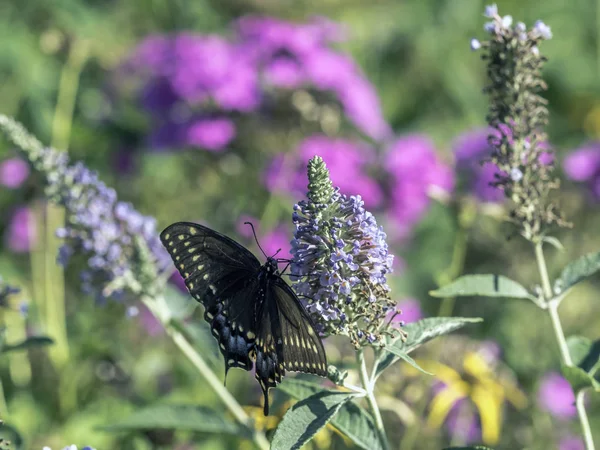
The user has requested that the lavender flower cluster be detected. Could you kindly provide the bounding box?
[291,156,395,346]
[27,145,170,301]
[124,16,389,152]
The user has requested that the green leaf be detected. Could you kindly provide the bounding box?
[271,389,356,450]
[1,336,53,353]
[430,275,535,301]
[567,335,600,370]
[558,251,600,293]
[561,364,600,393]
[101,404,243,434]
[375,317,483,377]
[279,379,381,450]
[382,345,432,375]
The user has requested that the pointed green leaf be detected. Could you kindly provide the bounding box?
[558,251,600,293]
[100,404,243,434]
[567,335,600,371]
[375,317,483,377]
[561,365,600,393]
[1,336,53,354]
[382,345,432,375]
[279,379,381,450]
[272,390,356,450]
[430,275,535,301]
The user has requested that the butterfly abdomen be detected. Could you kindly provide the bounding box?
[210,304,255,371]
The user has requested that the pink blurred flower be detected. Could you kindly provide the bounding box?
[559,436,585,450]
[236,217,292,259]
[5,207,36,253]
[265,135,382,207]
[235,16,391,141]
[0,158,30,189]
[387,298,423,324]
[386,135,454,236]
[537,372,577,419]
[185,118,236,151]
[564,143,600,200]
[262,227,292,259]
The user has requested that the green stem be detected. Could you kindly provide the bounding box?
[0,377,8,418]
[534,241,595,450]
[44,39,90,367]
[142,296,270,450]
[357,348,389,450]
[577,391,596,450]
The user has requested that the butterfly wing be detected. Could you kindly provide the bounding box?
[272,278,327,376]
[160,222,262,374]
[254,276,328,415]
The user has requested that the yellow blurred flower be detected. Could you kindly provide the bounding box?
[421,351,527,445]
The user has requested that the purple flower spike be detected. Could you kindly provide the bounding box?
[291,156,394,347]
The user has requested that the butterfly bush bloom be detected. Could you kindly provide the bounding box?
[385,135,454,237]
[563,142,600,200]
[290,156,394,347]
[472,6,567,237]
[0,116,170,302]
[0,157,29,188]
[537,372,577,419]
[265,134,382,207]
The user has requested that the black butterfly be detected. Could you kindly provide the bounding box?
[160,221,328,415]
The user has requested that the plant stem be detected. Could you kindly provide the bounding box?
[44,39,90,367]
[357,348,389,450]
[577,391,596,450]
[142,296,270,450]
[533,241,595,450]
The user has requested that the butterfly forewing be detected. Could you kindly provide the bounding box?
[160,222,261,373]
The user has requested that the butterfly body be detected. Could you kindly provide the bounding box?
[160,222,327,415]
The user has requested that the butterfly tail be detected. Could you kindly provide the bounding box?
[263,387,270,416]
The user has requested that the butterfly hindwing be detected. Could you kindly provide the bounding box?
[253,277,328,415]
[254,293,286,415]
[272,279,327,376]
[160,222,261,375]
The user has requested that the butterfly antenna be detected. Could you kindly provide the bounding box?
[244,222,268,259]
